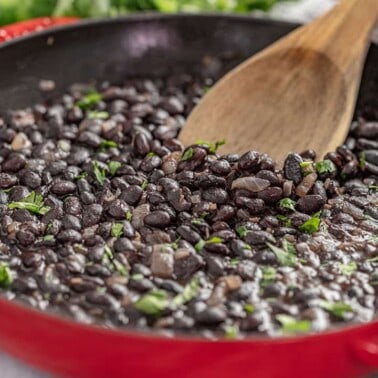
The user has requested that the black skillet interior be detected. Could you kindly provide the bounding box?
[0,14,377,119]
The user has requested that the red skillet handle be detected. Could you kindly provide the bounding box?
[0,17,79,43]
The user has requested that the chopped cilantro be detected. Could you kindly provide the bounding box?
[236,225,248,238]
[131,273,144,281]
[99,140,118,150]
[141,180,148,190]
[8,191,50,215]
[181,147,194,161]
[276,314,311,334]
[277,214,292,227]
[88,110,109,120]
[108,161,121,176]
[260,266,277,287]
[74,171,88,180]
[369,185,378,192]
[76,90,102,110]
[338,262,357,276]
[315,160,336,174]
[300,161,313,176]
[299,212,321,234]
[173,277,200,306]
[195,139,226,154]
[43,235,55,242]
[194,239,206,252]
[320,301,353,318]
[359,151,366,169]
[125,211,133,221]
[206,236,223,244]
[135,289,169,316]
[146,151,157,157]
[111,223,123,239]
[92,161,106,185]
[224,325,239,339]
[191,218,203,225]
[267,239,297,267]
[230,258,240,266]
[244,304,254,314]
[279,198,296,212]
[0,263,13,288]
[103,246,127,276]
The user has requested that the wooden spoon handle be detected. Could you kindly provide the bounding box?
[282,0,378,74]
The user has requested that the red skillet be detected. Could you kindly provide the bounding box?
[0,15,377,378]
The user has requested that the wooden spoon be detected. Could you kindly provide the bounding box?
[179,0,378,163]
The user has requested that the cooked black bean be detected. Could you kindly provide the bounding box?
[144,211,171,228]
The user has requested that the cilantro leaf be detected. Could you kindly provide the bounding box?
[181,147,194,161]
[359,151,366,169]
[88,111,109,120]
[103,246,127,276]
[320,301,353,318]
[260,266,277,287]
[267,240,297,267]
[315,159,336,174]
[236,225,248,238]
[92,161,107,185]
[173,277,200,306]
[99,140,118,150]
[194,239,206,252]
[111,223,123,239]
[0,263,13,288]
[125,211,133,221]
[195,139,226,154]
[276,314,311,334]
[8,191,50,215]
[244,304,254,314]
[206,236,223,244]
[108,161,121,176]
[43,235,55,242]
[135,289,169,316]
[279,198,296,212]
[76,90,102,110]
[338,262,357,276]
[299,213,321,234]
[224,325,239,339]
[277,214,292,227]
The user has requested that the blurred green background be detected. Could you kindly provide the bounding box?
[0,0,291,26]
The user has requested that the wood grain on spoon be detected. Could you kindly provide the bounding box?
[179,0,378,164]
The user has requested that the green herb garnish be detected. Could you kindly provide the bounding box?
[260,266,277,287]
[135,289,169,316]
[315,159,336,174]
[43,235,55,242]
[141,180,148,190]
[230,258,240,266]
[244,304,254,314]
[108,161,121,176]
[320,301,353,318]
[359,151,366,169]
[279,198,296,212]
[76,90,102,110]
[103,245,127,276]
[99,140,118,150]
[267,239,297,267]
[369,185,378,192]
[299,212,321,234]
[125,211,133,221]
[173,277,200,306]
[181,147,194,161]
[195,139,226,154]
[111,223,123,239]
[0,263,13,288]
[206,236,223,244]
[276,314,311,334]
[338,262,357,276]
[74,171,88,180]
[146,151,157,157]
[131,273,144,281]
[277,214,292,227]
[224,325,239,339]
[88,110,109,120]
[194,239,206,252]
[8,191,50,215]
[300,161,313,176]
[93,161,107,185]
[236,225,248,238]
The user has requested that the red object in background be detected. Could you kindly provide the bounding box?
[0,17,78,43]
[0,15,377,378]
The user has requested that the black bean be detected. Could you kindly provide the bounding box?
[51,180,77,196]
[202,187,228,204]
[120,185,143,205]
[144,211,171,228]
[297,195,325,214]
[0,173,17,188]
[195,307,226,324]
[238,151,260,171]
[284,153,303,185]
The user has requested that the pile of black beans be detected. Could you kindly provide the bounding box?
[0,75,377,339]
